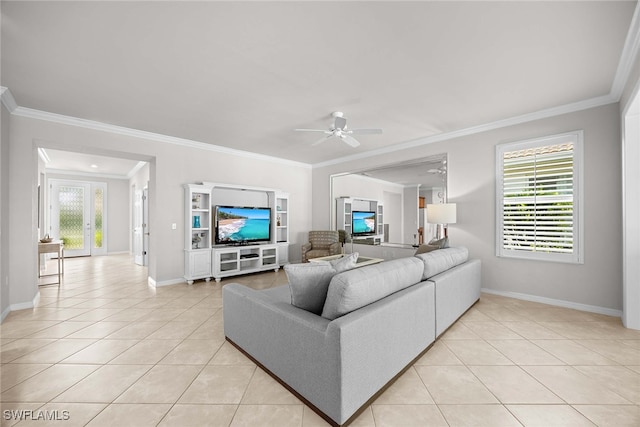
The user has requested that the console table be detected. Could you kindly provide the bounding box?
[38,240,64,286]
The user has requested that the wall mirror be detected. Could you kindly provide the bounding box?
[330,154,447,248]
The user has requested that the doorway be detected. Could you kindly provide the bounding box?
[49,179,107,257]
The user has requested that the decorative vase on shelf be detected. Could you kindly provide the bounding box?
[193,216,201,228]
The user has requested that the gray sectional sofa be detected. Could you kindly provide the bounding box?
[223,247,481,426]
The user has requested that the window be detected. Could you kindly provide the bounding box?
[496,131,583,263]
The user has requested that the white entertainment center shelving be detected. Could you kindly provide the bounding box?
[184,182,289,284]
[336,196,384,244]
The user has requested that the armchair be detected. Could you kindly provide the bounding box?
[301,230,341,263]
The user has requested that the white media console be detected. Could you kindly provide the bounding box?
[184,182,289,284]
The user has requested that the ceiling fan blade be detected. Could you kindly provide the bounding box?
[294,128,331,133]
[349,128,383,135]
[312,134,333,146]
[341,134,360,148]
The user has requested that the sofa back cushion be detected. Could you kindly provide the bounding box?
[415,246,469,280]
[321,257,424,320]
[286,262,337,314]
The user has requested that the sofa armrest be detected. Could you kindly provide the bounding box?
[325,281,435,424]
[223,284,340,417]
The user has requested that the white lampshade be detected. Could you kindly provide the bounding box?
[427,203,457,224]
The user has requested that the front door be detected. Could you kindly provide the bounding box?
[50,180,107,257]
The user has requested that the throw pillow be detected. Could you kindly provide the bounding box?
[414,244,439,255]
[285,262,336,314]
[329,252,359,272]
[428,236,449,249]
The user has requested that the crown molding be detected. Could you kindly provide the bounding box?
[10,104,311,169]
[45,167,131,181]
[0,86,17,112]
[611,0,640,101]
[312,93,618,169]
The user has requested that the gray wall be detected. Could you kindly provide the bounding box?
[313,103,623,314]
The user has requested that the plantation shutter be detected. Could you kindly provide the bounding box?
[497,132,583,263]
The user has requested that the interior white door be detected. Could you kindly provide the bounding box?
[143,187,149,266]
[133,189,144,266]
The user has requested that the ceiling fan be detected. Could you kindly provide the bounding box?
[295,112,382,148]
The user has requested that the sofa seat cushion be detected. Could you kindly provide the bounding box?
[415,246,469,280]
[321,257,424,320]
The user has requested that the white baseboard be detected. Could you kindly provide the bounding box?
[0,305,10,323]
[2,292,41,323]
[481,287,623,318]
[148,277,185,288]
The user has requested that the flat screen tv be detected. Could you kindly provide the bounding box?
[215,206,271,244]
[352,210,376,236]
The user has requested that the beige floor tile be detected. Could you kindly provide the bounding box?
[158,404,237,427]
[415,365,498,404]
[523,366,632,404]
[54,364,151,403]
[65,321,129,338]
[115,364,202,403]
[209,341,256,366]
[0,339,57,363]
[188,318,225,340]
[444,340,514,365]
[464,321,524,340]
[1,364,99,402]
[371,404,448,426]
[231,404,303,427]
[242,368,302,405]
[101,308,153,322]
[10,338,97,364]
[85,403,171,427]
[439,322,482,340]
[103,321,167,339]
[507,404,596,426]
[476,307,530,322]
[574,365,640,404]
[136,307,187,322]
[414,341,463,366]
[25,321,94,339]
[531,339,617,365]
[501,321,565,339]
[61,339,138,364]
[487,339,565,365]
[459,307,494,322]
[159,338,224,365]
[67,308,124,322]
[14,403,107,426]
[145,320,202,340]
[0,320,59,338]
[108,339,181,364]
[469,365,562,404]
[179,365,256,404]
[439,404,522,426]
[574,405,640,427]
[577,339,640,365]
[0,363,51,392]
[373,367,434,405]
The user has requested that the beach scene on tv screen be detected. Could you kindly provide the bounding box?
[217,207,270,242]
[353,211,375,234]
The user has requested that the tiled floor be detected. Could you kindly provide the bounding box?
[1,254,639,426]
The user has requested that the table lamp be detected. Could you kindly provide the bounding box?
[427,203,457,240]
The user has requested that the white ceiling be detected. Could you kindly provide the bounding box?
[2,1,638,174]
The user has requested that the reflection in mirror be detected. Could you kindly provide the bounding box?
[330,154,447,249]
